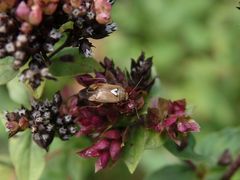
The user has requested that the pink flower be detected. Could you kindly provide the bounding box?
[162,116,177,127]
[78,129,123,172]
[95,151,110,172]
[78,147,100,158]
[16,1,30,21]
[29,5,43,25]
[177,119,200,133]
[94,139,110,150]
[103,129,122,140]
[94,0,112,24]
[147,98,200,145]
[109,140,121,161]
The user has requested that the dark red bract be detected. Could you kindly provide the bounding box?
[147,98,200,145]
[78,129,123,172]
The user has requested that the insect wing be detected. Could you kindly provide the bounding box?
[88,83,122,103]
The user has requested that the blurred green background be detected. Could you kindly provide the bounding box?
[97,0,240,132]
[0,0,240,179]
[93,0,240,178]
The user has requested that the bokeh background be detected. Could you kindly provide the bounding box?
[92,0,240,179]
[0,0,240,179]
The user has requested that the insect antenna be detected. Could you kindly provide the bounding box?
[128,76,144,96]
[92,77,107,82]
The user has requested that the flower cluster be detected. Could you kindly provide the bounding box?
[67,52,154,170]
[19,53,56,89]
[78,129,123,172]
[147,98,200,145]
[5,92,78,150]
[77,52,154,115]
[4,53,200,172]
[0,0,116,88]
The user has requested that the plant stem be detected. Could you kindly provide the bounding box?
[48,33,72,59]
[185,160,196,170]
[221,154,240,180]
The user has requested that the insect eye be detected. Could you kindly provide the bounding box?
[111,88,119,96]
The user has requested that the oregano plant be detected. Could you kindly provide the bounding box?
[0,0,239,180]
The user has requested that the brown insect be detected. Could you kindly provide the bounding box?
[85,83,129,103]
[79,76,143,104]
[79,78,144,118]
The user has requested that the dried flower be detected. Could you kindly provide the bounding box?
[5,110,29,137]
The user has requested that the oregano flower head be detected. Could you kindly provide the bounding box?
[0,0,116,88]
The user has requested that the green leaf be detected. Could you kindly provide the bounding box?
[7,77,30,108]
[0,85,19,111]
[53,33,68,51]
[32,80,46,99]
[41,76,73,99]
[40,138,92,180]
[0,164,14,180]
[49,47,103,77]
[145,130,164,149]
[196,127,240,166]
[0,57,18,85]
[123,127,164,173]
[9,131,46,180]
[59,21,74,33]
[164,134,204,161]
[147,164,198,180]
[123,126,148,173]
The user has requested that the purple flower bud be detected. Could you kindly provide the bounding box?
[91,116,103,126]
[177,120,200,133]
[95,151,110,172]
[188,120,200,132]
[109,140,121,161]
[162,116,177,127]
[43,3,58,15]
[15,1,30,21]
[169,99,186,115]
[94,0,112,24]
[80,118,91,126]
[78,147,100,158]
[154,123,164,132]
[76,74,105,86]
[69,106,79,116]
[177,122,187,132]
[67,95,79,108]
[20,22,32,34]
[6,121,19,136]
[93,139,110,150]
[103,130,121,140]
[96,12,111,25]
[29,5,43,25]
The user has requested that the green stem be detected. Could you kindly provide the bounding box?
[48,33,72,59]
